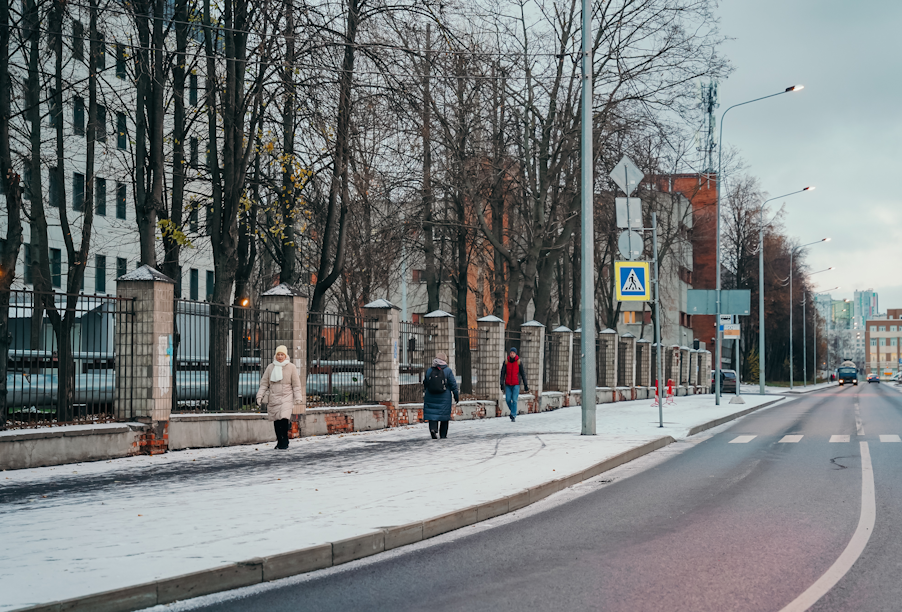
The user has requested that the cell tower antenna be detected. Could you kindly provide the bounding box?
[698,79,719,173]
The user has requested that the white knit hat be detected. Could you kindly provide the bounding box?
[275,345,289,357]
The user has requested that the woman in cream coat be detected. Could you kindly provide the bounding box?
[256,345,303,449]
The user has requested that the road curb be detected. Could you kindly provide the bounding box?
[686,397,786,436]
[13,433,709,612]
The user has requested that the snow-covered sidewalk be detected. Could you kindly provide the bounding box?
[738,381,836,395]
[1,394,783,610]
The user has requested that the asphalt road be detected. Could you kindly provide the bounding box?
[180,383,902,612]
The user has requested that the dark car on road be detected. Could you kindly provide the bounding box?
[867,373,880,383]
[710,369,737,394]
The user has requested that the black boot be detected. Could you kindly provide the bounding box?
[277,419,290,449]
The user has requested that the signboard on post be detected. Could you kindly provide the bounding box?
[616,198,643,229]
[687,289,752,315]
[614,261,651,302]
[723,324,740,339]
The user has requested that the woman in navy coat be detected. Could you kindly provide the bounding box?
[422,352,460,439]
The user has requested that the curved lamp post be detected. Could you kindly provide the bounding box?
[716,85,805,405]
[758,186,815,394]
[789,238,830,390]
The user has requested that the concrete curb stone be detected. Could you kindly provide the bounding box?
[13,403,782,612]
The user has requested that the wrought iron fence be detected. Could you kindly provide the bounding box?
[2,289,136,430]
[399,321,435,403]
[543,333,569,392]
[307,312,377,407]
[504,329,522,353]
[455,327,479,395]
[172,299,279,413]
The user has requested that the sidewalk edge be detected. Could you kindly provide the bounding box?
[686,397,786,436]
[10,435,678,612]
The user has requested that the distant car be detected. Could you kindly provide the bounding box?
[710,369,738,394]
[867,373,880,383]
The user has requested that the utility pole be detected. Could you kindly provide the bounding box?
[579,0,596,435]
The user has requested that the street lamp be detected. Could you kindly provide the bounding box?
[813,286,840,384]
[715,84,805,406]
[789,238,830,390]
[757,186,814,395]
[802,268,835,386]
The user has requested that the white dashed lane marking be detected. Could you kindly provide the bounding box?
[830,435,851,443]
[729,435,757,444]
[779,435,804,443]
[879,435,901,443]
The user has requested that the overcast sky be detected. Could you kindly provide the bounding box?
[715,0,902,309]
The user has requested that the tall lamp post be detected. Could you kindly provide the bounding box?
[757,187,815,395]
[802,268,835,386]
[715,85,804,406]
[813,286,840,384]
[789,238,830,390]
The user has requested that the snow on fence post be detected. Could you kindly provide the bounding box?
[260,284,308,436]
[424,310,456,373]
[476,315,505,404]
[598,329,618,389]
[115,265,175,454]
[363,300,401,424]
[520,320,545,406]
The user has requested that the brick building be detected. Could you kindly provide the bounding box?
[865,308,902,377]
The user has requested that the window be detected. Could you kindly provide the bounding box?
[679,312,692,328]
[644,311,652,324]
[870,325,877,332]
[115,43,126,78]
[190,137,198,169]
[116,183,127,219]
[412,313,424,324]
[50,248,62,288]
[189,207,198,232]
[117,112,127,149]
[95,255,106,293]
[49,167,60,207]
[189,268,199,300]
[96,32,106,70]
[189,73,198,105]
[74,97,85,136]
[880,339,886,347]
[94,177,106,215]
[678,266,693,285]
[116,257,127,280]
[622,311,637,324]
[24,244,32,284]
[73,173,85,211]
[892,326,898,332]
[206,270,214,300]
[411,269,426,283]
[73,21,84,62]
[871,339,878,347]
[96,104,107,142]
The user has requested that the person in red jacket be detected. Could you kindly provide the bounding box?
[500,347,529,422]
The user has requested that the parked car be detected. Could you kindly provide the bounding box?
[710,369,738,394]
[867,373,880,384]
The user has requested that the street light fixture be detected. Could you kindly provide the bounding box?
[789,238,830,390]
[757,186,815,395]
[715,84,805,406]
[802,268,835,386]
[813,286,840,384]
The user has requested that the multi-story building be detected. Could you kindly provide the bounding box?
[864,308,902,377]
[853,289,879,330]
[831,299,853,330]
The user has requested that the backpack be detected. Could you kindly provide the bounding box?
[425,366,448,394]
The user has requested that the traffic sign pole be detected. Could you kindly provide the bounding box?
[653,213,664,427]
[579,0,596,435]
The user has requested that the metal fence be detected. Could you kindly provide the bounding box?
[543,333,568,392]
[3,289,136,429]
[307,312,377,407]
[399,321,435,403]
[504,329,522,354]
[455,327,479,395]
[172,299,279,413]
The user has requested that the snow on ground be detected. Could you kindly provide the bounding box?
[739,381,836,395]
[0,393,782,610]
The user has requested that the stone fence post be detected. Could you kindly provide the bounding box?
[667,345,681,384]
[598,329,618,388]
[115,265,175,454]
[618,333,637,388]
[425,310,456,372]
[476,315,505,400]
[260,284,308,435]
[679,346,691,385]
[547,326,573,392]
[520,321,545,397]
[636,339,652,387]
[689,349,700,386]
[363,300,401,415]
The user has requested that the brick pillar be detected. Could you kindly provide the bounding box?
[680,346,691,385]
[424,310,456,372]
[364,300,401,417]
[701,351,712,390]
[689,350,700,386]
[667,345,681,384]
[115,265,175,454]
[548,326,573,392]
[571,329,582,390]
[520,321,545,397]
[618,333,637,388]
[260,285,308,435]
[476,315,505,400]
[636,339,652,387]
[652,343,661,386]
[598,329,618,388]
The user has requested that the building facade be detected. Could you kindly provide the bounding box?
[864,308,902,377]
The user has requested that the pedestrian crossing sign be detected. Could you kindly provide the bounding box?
[614,261,651,302]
